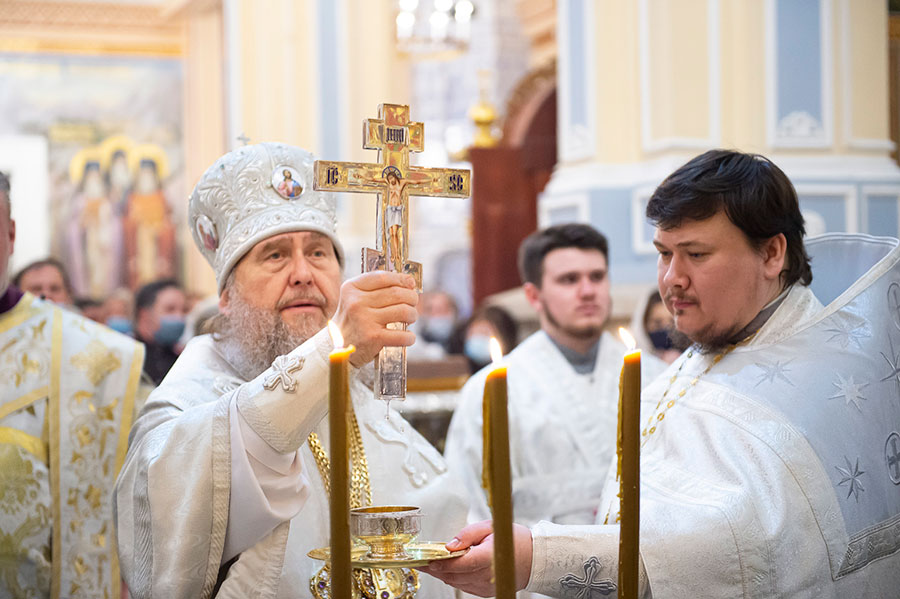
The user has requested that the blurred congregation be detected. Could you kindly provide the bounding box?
[9,241,679,446]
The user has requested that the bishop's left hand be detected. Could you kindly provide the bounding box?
[419,520,533,597]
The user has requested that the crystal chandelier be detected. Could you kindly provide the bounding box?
[395,0,476,57]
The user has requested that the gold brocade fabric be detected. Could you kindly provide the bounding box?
[0,295,144,599]
[0,440,52,598]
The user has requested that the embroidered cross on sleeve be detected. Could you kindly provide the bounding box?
[263,355,305,393]
[558,556,617,599]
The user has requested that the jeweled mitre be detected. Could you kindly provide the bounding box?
[188,142,344,292]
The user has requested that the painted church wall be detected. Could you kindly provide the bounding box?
[594,0,641,162]
[643,0,716,153]
[0,52,185,297]
[844,0,891,149]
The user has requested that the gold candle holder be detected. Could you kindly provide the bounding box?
[350,506,422,560]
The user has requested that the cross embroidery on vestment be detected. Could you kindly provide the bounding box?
[558,556,617,599]
[263,355,305,393]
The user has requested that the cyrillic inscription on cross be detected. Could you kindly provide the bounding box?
[313,103,470,402]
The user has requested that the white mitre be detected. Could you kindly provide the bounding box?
[188,142,344,293]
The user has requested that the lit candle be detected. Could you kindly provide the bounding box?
[617,327,641,599]
[328,321,355,599]
[482,337,515,599]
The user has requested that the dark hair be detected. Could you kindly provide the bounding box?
[476,305,519,354]
[447,304,520,372]
[0,170,10,217]
[135,278,181,316]
[13,258,73,295]
[518,223,609,287]
[646,149,812,287]
[642,291,664,329]
[74,297,103,311]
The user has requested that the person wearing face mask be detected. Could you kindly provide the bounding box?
[444,224,667,566]
[450,304,519,373]
[133,278,187,385]
[419,291,459,348]
[408,290,460,360]
[103,287,136,336]
[631,289,681,364]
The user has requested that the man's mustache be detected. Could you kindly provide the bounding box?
[665,290,697,305]
[276,292,326,310]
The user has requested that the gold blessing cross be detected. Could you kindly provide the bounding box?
[313,103,470,402]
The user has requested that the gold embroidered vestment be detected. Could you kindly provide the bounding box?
[0,294,144,599]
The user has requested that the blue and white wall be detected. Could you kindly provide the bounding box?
[542,0,900,287]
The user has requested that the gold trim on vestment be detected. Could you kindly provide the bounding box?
[110,339,144,593]
[0,292,37,334]
[0,385,48,421]
[116,342,143,475]
[48,308,62,599]
[0,426,48,462]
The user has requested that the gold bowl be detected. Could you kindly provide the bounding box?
[350,505,422,560]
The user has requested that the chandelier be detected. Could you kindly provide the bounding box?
[395,0,476,57]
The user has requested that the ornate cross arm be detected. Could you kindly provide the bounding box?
[313,103,471,402]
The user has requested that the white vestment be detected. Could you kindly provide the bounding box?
[114,327,469,599]
[526,233,900,598]
[445,331,666,527]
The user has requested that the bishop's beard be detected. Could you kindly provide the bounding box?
[216,287,324,381]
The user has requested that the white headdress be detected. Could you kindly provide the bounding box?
[188,143,344,293]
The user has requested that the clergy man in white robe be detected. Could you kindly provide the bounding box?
[444,224,665,531]
[0,171,145,599]
[425,149,900,598]
[113,143,469,599]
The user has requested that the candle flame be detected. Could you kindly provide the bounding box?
[327,320,344,348]
[618,327,637,351]
[489,336,503,364]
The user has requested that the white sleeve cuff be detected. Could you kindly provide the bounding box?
[223,396,310,562]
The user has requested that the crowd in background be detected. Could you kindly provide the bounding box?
[12,257,215,384]
[12,254,678,389]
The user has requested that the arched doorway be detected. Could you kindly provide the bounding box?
[470,62,557,305]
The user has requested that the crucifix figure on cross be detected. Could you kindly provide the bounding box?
[313,103,470,402]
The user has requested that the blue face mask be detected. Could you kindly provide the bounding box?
[154,316,185,347]
[106,316,133,336]
[464,335,492,366]
[648,329,673,351]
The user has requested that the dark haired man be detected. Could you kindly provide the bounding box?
[444,224,664,542]
[134,278,187,384]
[0,170,145,597]
[427,149,900,597]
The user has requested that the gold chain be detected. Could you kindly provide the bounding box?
[307,407,373,508]
[307,408,420,599]
[640,335,757,448]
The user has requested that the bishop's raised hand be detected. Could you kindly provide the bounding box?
[332,270,418,367]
